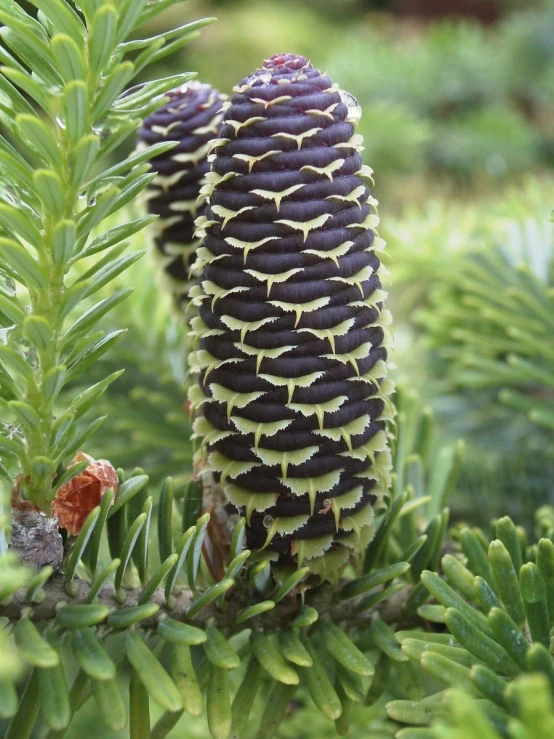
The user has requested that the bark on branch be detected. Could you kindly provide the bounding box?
[3,510,417,631]
[1,575,415,632]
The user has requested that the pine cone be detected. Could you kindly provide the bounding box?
[189,55,393,580]
[138,82,226,310]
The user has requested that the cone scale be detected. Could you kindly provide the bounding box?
[190,54,393,580]
[139,82,226,309]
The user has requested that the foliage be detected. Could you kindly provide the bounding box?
[0,398,463,739]
[387,506,554,739]
[78,248,192,486]
[383,177,554,522]
[404,180,554,451]
[0,0,212,510]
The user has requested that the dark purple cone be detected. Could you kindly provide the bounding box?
[138,82,226,309]
[190,55,392,579]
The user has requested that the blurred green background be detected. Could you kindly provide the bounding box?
[153,0,554,208]
[16,1,554,737]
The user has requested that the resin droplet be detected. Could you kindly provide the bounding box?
[339,89,362,124]
[246,71,271,88]
[263,514,274,528]
[322,499,332,508]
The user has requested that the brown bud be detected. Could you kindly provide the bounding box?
[52,453,119,536]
